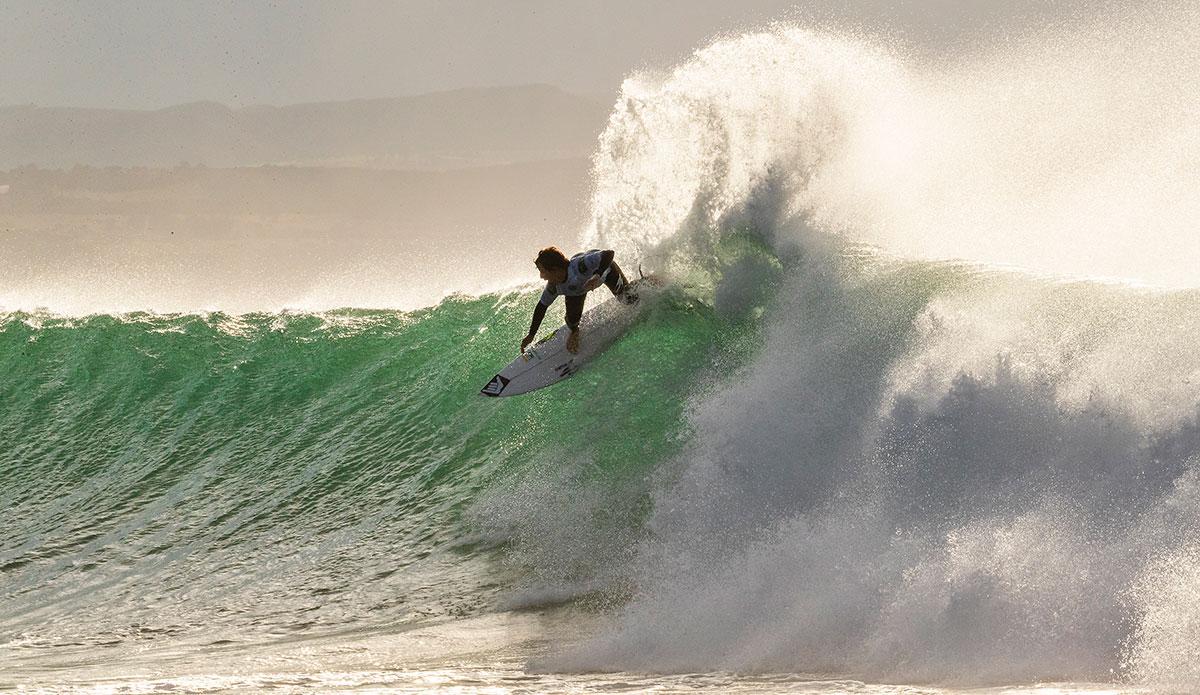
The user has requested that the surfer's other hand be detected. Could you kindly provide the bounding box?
[566,330,580,355]
[521,333,534,352]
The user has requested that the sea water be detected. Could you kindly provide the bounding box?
[6,4,1200,693]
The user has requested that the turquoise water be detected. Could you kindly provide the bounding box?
[0,284,753,663]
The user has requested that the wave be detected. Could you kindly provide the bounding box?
[522,242,1200,687]
[0,288,750,657]
[10,247,1200,687]
[0,306,514,649]
[487,10,1200,689]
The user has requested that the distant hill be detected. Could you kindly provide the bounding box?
[0,159,593,239]
[0,85,614,170]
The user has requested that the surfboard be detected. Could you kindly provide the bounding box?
[480,281,645,397]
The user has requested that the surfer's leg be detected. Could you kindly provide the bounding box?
[564,294,585,354]
[565,294,585,331]
[604,262,637,304]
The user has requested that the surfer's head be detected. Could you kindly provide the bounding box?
[535,247,569,283]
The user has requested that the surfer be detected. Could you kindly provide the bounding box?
[522,247,635,355]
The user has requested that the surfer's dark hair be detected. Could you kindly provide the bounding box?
[535,247,569,270]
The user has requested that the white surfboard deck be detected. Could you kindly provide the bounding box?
[480,281,647,397]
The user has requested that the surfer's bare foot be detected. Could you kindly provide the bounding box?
[566,330,580,354]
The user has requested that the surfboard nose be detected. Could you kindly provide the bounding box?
[480,374,510,397]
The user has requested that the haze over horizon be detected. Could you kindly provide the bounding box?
[3,0,1183,315]
[3,0,1115,111]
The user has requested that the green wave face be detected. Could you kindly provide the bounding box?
[0,287,750,650]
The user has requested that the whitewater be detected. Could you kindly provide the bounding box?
[6,4,1200,693]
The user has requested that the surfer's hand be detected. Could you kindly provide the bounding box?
[566,329,580,354]
[583,274,601,291]
[521,333,534,352]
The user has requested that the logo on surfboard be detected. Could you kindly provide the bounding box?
[480,374,510,397]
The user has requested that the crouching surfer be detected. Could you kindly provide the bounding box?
[522,246,636,355]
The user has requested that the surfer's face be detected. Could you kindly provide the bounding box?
[536,263,567,284]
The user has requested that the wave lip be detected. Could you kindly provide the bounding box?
[587,6,1200,289]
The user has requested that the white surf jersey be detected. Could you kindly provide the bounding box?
[537,250,610,306]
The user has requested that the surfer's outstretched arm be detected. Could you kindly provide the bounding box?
[522,303,547,351]
[522,291,556,352]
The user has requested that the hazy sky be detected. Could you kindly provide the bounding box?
[1,0,1111,110]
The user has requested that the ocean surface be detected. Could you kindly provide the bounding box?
[6,8,1200,694]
